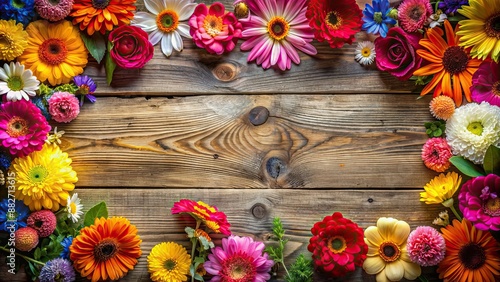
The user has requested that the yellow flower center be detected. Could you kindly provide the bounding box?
[328,236,347,254]
[361,47,372,58]
[325,11,343,29]
[485,13,500,39]
[379,241,401,262]
[39,38,68,65]
[94,238,118,262]
[442,46,468,75]
[0,32,13,48]
[484,197,500,216]
[467,121,483,136]
[203,14,224,37]
[156,10,179,33]
[7,116,29,138]
[164,259,177,271]
[70,202,77,214]
[222,255,255,280]
[28,165,49,183]
[234,2,249,19]
[7,75,24,91]
[267,16,289,41]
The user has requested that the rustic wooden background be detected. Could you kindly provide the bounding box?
[6,0,452,281]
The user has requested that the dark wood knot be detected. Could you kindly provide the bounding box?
[248,106,269,126]
[251,203,267,219]
[266,157,285,179]
[212,63,237,82]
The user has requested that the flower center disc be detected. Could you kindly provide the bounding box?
[409,6,424,21]
[92,0,110,9]
[459,243,486,269]
[12,0,25,9]
[6,116,29,138]
[325,11,343,29]
[328,236,347,254]
[267,17,289,41]
[156,10,179,33]
[361,47,372,58]
[379,241,401,262]
[485,13,500,39]
[7,76,24,91]
[467,121,483,136]
[442,46,469,75]
[164,259,177,271]
[203,14,224,37]
[492,81,500,96]
[221,255,256,281]
[28,165,49,183]
[484,197,500,216]
[39,38,68,65]
[94,238,119,262]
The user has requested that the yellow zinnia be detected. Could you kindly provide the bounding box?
[0,19,28,61]
[420,172,462,207]
[17,20,88,86]
[11,143,78,211]
[147,242,191,282]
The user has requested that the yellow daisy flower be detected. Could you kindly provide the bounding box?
[0,19,28,61]
[148,242,191,282]
[420,172,462,207]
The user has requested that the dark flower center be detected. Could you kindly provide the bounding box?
[54,273,65,282]
[267,16,289,41]
[459,243,486,270]
[11,0,25,9]
[34,220,43,228]
[493,81,500,96]
[442,46,468,75]
[156,10,179,33]
[220,254,256,281]
[484,197,500,216]
[409,6,424,21]
[326,11,343,29]
[94,238,118,262]
[92,0,110,9]
[328,236,347,254]
[48,0,61,5]
[39,39,68,65]
[7,116,29,138]
[379,241,401,262]
[164,259,177,271]
[485,13,500,39]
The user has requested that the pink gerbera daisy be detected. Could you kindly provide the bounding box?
[471,61,500,107]
[171,199,231,235]
[398,0,433,33]
[421,137,452,172]
[204,235,274,282]
[0,100,51,158]
[239,0,317,70]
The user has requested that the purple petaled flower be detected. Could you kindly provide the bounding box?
[438,0,469,15]
[459,174,500,231]
[406,226,446,266]
[39,258,75,282]
[470,61,500,107]
[73,75,97,106]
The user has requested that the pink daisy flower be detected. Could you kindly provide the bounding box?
[407,226,446,266]
[421,137,452,172]
[0,100,51,158]
[35,0,74,21]
[171,199,231,235]
[239,0,317,71]
[204,235,274,282]
[397,0,433,33]
[48,92,80,123]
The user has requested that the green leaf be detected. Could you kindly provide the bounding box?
[185,226,195,238]
[105,41,116,86]
[81,32,106,64]
[449,156,485,177]
[84,202,108,227]
[34,247,41,260]
[483,145,500,175]
[433,128,442,137]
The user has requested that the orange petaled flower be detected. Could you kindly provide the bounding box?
[70,0,136,35]
[413,20,483,106]
[171,199,231,235]
[70,217,142,282]
[437,219,500,281]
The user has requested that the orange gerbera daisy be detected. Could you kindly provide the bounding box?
[70,0,136,35]
[413,20,483,106]
[437,219,500,282]
[70,217,142,282]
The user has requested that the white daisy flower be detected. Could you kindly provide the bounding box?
[131,0,197,57]
[0,62,40,102]
[426,11,447,28]
[66,193,84,223]
[355,41,376,66]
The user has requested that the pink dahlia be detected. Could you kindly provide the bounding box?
[407,226,446,266]
[48,91,80,123]
[397,0,433,33]
[204,235,274,282]
[459,174,500,231]
[239,0,317,70]
[35,0,74,21]
[0,100,51,158]
[471,61,500,107]
[171,199,231,235]
[27,210,57,237]
[189,2,242,55]
[421,137,453,172]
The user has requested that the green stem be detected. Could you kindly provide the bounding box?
[418,275,429,282]
[190,220,201,282]
[0,246,45,266]
[450,205,463,221]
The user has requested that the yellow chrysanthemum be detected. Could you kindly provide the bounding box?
[17,20,88,86]
[457,0,500,62]
[0,19,28,61]
[147,242,191,282]
[420,172,462,207]
[11,143,78,211]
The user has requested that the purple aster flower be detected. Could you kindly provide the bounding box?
[73,75,96,106]
[38,258,75,282]
[470,61,500,107]
[438,0,469,15]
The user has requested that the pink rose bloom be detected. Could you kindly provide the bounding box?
[189,2,242,55]
[375,27,422,80]
[48,91,80,123]
[109,25,154,69]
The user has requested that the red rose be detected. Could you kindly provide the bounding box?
[375,27,422,80]
[109,25,154,69]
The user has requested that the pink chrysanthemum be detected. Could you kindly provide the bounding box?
[189,2,242,55]
[239,0,317,71]
[421,137,452,172]
[35,0,74,21]
[15,227,39,252]
[0,100,51,158]
[171,199,231,235]
[27,210,57,237]
[204,235,274,282]
[48,91,80,123]
[407,226,446,267]
[398,0,433,33]
[459,174,500,231]
[471,61,500,107]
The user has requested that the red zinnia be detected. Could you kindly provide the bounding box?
[308,212,368,277]
[306,0,363,48]
[171,199,231,235]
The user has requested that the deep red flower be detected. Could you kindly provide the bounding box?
[306,0,363,48]
[308,212,368,277]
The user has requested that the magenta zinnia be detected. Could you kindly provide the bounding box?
[0,100,51,158]
[171,199,231,235]
[239,0,317,71]
[307,212,368,277]
[204,235,274,281]
[406,226,446,266]
[471,61,500,107]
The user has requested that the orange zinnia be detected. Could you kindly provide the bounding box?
[70,0,136,35]
[70,217,142,282]
[413,20,482,106]
[437,219,500,282]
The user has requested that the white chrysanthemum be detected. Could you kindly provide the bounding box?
[131,0,197,57]
[446,102,500,164]
[0,62,40,102]
[355,41,376,65]
[66,193,83,223]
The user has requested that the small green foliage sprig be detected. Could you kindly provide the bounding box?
[265,217,289,277]
[285,254,314,282]
[425,121,446,138]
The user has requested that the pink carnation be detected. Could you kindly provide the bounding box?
[189,2,242,55]
[35,0,73,21]
[421,137,452,172]
[398,0,433,33]
[0,100,51,157]
[407,226,446,266]
[48,91,80,123]
[27,210,57,237]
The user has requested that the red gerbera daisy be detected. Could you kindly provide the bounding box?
[306,0,363,48]
[171,199,231,235]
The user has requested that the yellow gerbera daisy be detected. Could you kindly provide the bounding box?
[17,20,88,86]
[147,242,191,282]
[420,172,462,207]
[0,19,28,61]
[457,0,500,62]
[11,143,78,211]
